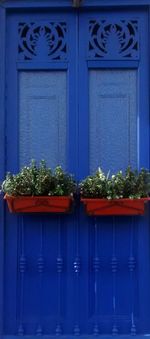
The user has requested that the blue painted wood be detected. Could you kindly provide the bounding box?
[17,62,68,70]
[18,22,67,62]
[73,210,81,335]
[79,8,150,337]
[92,218,100,335]
[78,13,89,179]
[56,217,63,335]
[128,218,136,335]
[0,6,5,335]
[111,218,118,335]
[88,60,139,69]
[88,19,139,61]
[36,219,44,336]
[2,5,150,338]
[67,13,78,176]
[136,11,150,332]
[18,217,26,335]
[5,10,78,336]
[19,71,67,168]
[1,336,150,339]
[2,0,150,8]
[89,69,137,173]
[4,12,19,334]
[0,6,5,180]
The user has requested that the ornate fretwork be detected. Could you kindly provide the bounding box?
[88,19,139,60]
[18,22,67,61]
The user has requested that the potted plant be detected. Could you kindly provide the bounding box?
[2,160,76,213]
[80,167,150,216]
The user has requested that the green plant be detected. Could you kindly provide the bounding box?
[2,160,76,197]
[80,166,150,199]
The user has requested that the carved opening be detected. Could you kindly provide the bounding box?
[18,22,67,61]
[88,19,139,60]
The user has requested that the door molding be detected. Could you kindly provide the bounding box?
[0,5,5,335]
[1,0,150,9]
[0,335,150,339]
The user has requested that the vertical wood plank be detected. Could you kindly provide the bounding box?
[18,217,26,335]
[0,5,5,334]
[36,219,44,336]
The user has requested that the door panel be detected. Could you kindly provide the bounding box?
[89,69,137,173]
[19,71,67,167]
[3,7,150,338]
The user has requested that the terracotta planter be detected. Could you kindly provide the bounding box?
[81,198,150,216]
[4,194,73,213]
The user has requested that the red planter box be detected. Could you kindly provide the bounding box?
[81,198,150,216]
[4,194,73,213]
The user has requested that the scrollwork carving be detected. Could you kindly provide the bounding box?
[88,19,139,60]
[18,22,67,61]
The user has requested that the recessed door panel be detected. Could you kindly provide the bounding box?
[89,69,137,173]
[19,71,67,167]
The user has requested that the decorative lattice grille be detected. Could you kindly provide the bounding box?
[18,22,67,61]
[88,19,139,60]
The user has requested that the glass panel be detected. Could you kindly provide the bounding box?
[89,69,137,174]
[19,71,67,168]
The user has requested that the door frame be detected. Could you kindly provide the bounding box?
[0,1,150,337]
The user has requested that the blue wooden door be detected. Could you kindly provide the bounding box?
[2,6,150,338]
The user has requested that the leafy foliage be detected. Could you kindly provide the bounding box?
[2,160,76,196]
[80,167,150,199]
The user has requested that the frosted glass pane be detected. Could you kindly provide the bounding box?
[89,69,137,174]
[19,71,67,168]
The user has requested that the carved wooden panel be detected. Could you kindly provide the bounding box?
[18,22,67,61]
[88,19,139,60]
